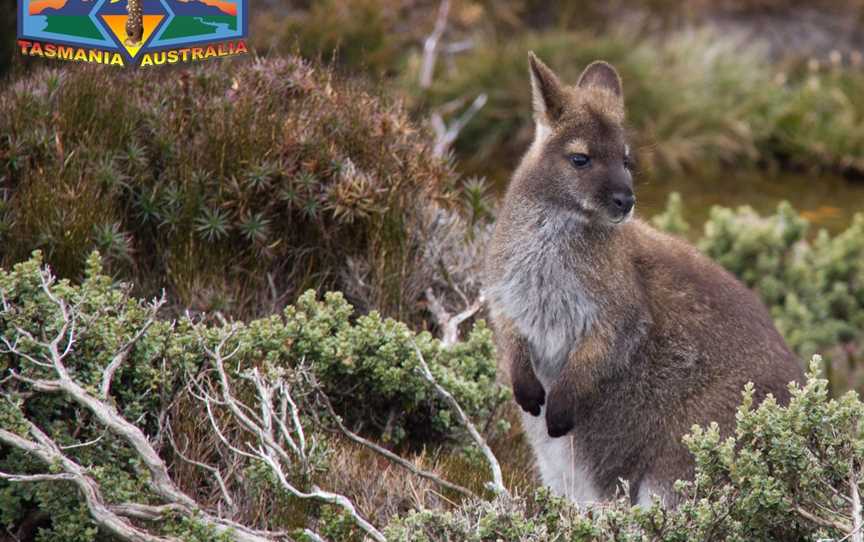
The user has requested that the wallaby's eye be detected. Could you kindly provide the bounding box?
[570,153,591,169]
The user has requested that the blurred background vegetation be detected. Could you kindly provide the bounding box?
[1,1,864,538]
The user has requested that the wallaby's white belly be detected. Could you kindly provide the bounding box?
[520,409,600,503]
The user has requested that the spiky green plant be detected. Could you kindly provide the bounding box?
[92,222,133,264]
[238,212,272,243]
[194,207,231,243]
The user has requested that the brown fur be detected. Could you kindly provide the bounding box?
[485,54,804,505]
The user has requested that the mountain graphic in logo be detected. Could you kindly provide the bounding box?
[151,0,240,45]
[24,0,110,43]
[38,0,95,16]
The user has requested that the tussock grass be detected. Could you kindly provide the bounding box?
[422,29,864,182]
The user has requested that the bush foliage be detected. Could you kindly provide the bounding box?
[0,56,463,322]
[0,253,506,539]
[4,255,864,541]
[387,359,864,542]
[700,204,864,358]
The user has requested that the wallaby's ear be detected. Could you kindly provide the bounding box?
[528,52,566,124]
[577,60,623,98]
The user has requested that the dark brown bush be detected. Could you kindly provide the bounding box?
[0,56,462,321]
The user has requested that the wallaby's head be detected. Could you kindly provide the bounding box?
[513,53,634,225]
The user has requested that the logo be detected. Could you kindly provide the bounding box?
[17,0,248,67]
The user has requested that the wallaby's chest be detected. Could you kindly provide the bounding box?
[488,228,597,385]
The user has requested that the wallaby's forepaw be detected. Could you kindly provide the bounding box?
[546,409,574,437]
[513,377,545,416]
[545,388,574,437]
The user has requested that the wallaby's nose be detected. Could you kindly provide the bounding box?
[611,191,635,215]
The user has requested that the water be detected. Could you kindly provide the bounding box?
[488,168,864,235]
[23,15,48,34]
[193,16,230,35]
[635,172,864,236]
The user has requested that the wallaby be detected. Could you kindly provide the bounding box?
[484,53,805,507]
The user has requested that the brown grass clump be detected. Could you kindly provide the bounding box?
[0,56,464,322]
[321,442,448,526]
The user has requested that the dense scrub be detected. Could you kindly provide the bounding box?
[3,256,864,541]
[3,11,864,538]
[388,361,864,541]
[0,56,466,322]
[0,253,506,539]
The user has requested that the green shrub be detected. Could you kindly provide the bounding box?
[699,202,864,361]
[0,253,505,539]
[2,228,862,540]
[386,359,864,541]
[0,56,462,322]
[0,253,183,541]
[651,192,690,236]
[241,289,507,445]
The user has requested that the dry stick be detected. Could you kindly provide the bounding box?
[3,273,276,542]
[431,93,488,158]
[110,503,188,521]
[821,476,855,506]
[279,379,308,468]
[412,344,508,497]
[314,382,477,498]
[60,429,108,450]
[849,466,863,542]
[794,504,853,533]
[417,0,486,159]
[424,289,484,347]
[419,0,450,89]
[0,425,175,542]
[165,421,236,511]
[199,330,386,542]
[101,293,166,400]
[256,446,383,542]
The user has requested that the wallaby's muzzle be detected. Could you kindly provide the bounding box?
[602,170,635,223]
[609,190,635,221]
